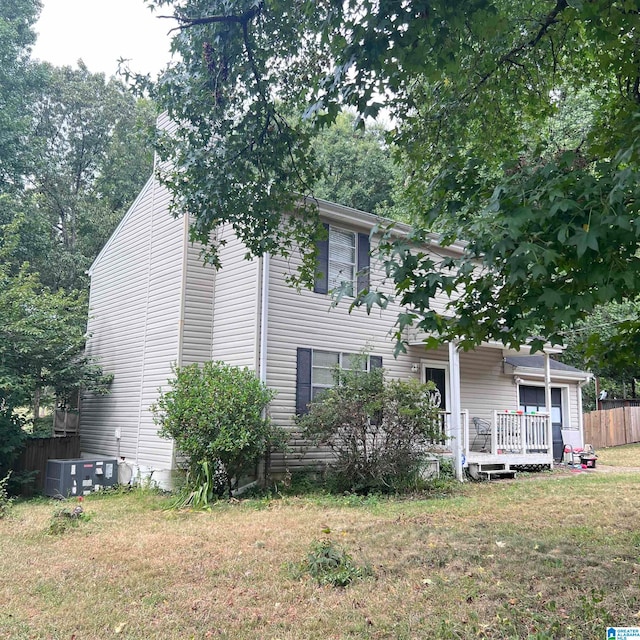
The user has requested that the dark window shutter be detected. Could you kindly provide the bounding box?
[357,232,370,294]
[314,223,330,294]
[296,348,312,414]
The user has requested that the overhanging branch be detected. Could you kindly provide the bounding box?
[159,2,264,33]
[464,0,569,99]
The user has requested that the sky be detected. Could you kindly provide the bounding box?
[32,0,175,77]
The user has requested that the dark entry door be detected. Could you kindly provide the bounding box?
[519,386,563,460]
[424,366,447,410]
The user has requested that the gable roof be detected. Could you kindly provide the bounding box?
[88,175,156,276]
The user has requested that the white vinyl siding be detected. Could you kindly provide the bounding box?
[210,225,259,369]
[81,177,184,482]
[266,221,419,472]
[181,241,215,365]
[328,227,356,295]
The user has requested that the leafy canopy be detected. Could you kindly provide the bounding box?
[0,239,113,415]
[311,110,398,216]
[9,62,156,291]
[561,299,640,390]
[0,0,42,190]
[144,0,640,350]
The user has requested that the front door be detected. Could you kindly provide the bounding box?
[423,366,447,410]
[519,386,563,460]
[423,365,448,443]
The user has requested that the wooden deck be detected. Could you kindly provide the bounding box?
[465,451,552,466]
[439,410,554,472]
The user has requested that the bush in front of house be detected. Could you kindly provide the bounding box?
[153,361,285,503]
[296,365,442,493]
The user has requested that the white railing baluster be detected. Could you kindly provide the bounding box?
[461,409,469,455]
[488,412,552,458]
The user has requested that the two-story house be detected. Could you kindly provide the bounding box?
[80,163,591,487]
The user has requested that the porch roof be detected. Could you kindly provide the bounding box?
[504,356,591,381]
[406,331,564,354]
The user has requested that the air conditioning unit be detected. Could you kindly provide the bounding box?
[45,458,118,498]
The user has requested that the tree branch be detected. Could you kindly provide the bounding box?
[160,2,263,33]
[464,0,569,100]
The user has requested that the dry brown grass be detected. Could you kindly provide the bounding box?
[1,473,639,640]
[597,443,640,469]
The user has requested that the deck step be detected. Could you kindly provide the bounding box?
[467,462,516,481]
[477,469,517,481]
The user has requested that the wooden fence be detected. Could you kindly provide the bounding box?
[583,407,640,449]
[14,436,80,495]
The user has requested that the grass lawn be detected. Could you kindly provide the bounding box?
[1,471,639,639]
[596,442,640,468]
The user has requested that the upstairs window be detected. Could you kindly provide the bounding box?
[314,223,370,296]
[328,228,356,296]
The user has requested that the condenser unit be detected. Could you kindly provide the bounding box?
[44,458,118,498]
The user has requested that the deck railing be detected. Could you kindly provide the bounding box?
[492,411,551,455]
[437,410,469,451]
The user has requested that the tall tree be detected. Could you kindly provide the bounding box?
[561,300,640,398]
[0,3,154,462]
[144,0,640,351]
[312,111,398,216]
[0,0,42,189]
[19,63,156,290]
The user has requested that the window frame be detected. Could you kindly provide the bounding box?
[328,226,357,297]
[296,347,382,415]
[314,223,370,297]
[311,349,367,400]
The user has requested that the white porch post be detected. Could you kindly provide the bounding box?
[448,341,463,481]
[577,379,586,448]
[544,352,553,465]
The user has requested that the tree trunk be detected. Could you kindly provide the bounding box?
[33,386,41,421]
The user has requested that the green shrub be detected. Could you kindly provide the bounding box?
[0,472,14,518]
[295,538,372,587]
[0,411,26,479]
[297,365,442,493]
[153,361,286,501]
[31,416,54,437]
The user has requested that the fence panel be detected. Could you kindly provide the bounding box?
[583,407,640,449]
[14,436,81,495]
[627,407,640,444]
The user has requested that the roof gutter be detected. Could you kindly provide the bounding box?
[509,367,592,383]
